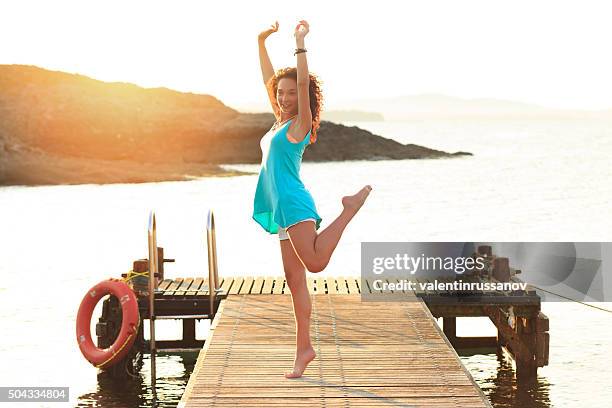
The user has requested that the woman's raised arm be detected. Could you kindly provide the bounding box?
[293,20,312,136]
[258,21,279,117]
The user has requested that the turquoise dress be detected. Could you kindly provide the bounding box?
[252,118,322,234]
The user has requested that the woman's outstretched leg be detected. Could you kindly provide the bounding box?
[280,238,316,378]
[287,185,372,273]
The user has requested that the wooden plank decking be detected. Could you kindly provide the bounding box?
[178,293,492,407]
[156,276,364,296]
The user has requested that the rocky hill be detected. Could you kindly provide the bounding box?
[0,65,470,186]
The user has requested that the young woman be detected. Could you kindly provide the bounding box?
[253,19,373,378]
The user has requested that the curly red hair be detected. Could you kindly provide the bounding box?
[266,67,324,144]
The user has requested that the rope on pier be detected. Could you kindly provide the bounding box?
[532,285,612,314]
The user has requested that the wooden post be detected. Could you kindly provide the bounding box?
[443,317,457,345]
[493,257,510,282]
[515,315,538,383]
[536,312,550,366]
[132,259,149,297]
[157,247,164,283]
[487,305,541,384]
[183,319,197,345]
[477,245,492,257]
[495,316,506,353]
[133,259,148,272]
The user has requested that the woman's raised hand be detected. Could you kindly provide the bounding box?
[294,20,309,41]
[258,21,279,41]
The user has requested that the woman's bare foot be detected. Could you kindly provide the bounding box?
[342,185,373,214]
[284,346,316,378]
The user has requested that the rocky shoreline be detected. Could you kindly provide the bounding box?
[0,65,471,187]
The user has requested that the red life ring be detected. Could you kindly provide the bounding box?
[76,278,140,369]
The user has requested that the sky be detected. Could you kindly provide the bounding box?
[1,0,611,111]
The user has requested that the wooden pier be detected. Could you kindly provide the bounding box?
[94,226,547,406]
[178,293,492,407]
[145,259,549,384]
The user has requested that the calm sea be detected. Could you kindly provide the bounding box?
[1,118,610,407]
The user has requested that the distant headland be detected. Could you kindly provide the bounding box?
[0,65,471,186]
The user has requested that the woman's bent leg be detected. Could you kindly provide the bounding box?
[287,185,372,273]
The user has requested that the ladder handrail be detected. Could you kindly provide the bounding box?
[147,210,158,394]
[207,209,221,318]
[145,208,220,398]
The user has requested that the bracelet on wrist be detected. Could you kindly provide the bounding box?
[294,48,307,55]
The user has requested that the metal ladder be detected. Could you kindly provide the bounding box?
[147,209,222,392]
